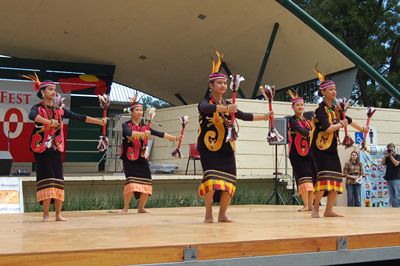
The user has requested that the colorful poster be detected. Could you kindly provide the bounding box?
[360,146,389,207]
[0,177,24,213]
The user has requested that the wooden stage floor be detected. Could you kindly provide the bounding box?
[1,205,400,265]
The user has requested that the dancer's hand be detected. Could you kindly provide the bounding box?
[166,134,181,142]
[144,130,151,138]
[363,126,369,134]
[340,119,348,127]
[176,135,183,142]
[101,117,109,126]
[228,104,237,113]
[48,119,59,128]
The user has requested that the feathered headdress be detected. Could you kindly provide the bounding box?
[22,72,41,92]
[313,64,335,90]
[22,72,56,98]
[208,51,227,81]
[123,91,143,114]
[287,88,303,104]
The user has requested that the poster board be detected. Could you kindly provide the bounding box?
[360,146,390,207]
[0,177,24,213]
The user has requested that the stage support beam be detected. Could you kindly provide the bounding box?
[149,246,400,266]
[252,22,279,99]
[174,93,188,105]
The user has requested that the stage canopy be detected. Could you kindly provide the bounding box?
[1,0,397,105]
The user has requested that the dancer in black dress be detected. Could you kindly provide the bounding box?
[197,52,271,223]
[287,90,315,211]
[27,74,107,222]
[120,97,181,214]
[310,69,367,218]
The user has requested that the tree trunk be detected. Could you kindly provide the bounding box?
[389,38,400,75]
[357,70,372,106]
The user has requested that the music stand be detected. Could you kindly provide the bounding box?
[266,118,287,205]
[266,144,286,205]
[287,169,302,205]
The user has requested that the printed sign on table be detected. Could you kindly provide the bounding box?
[0,177,24,213]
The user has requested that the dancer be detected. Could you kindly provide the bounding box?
[197,52,271,223]
[287,90,315,211]
[343,151,364,207]
[26,74,107,222]
[310,67,367,218]
[120,96,181,214]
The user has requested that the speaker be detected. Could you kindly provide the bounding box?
[268,118,288,145]
[0,151,13,176]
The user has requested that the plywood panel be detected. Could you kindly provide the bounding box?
[195,237,337,260]
[0,246,186,266]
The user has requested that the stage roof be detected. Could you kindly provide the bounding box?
[1,0,396,105]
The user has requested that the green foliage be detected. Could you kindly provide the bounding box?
[24,187,291,212]
[293,0,400,108]
[140,95,171,109]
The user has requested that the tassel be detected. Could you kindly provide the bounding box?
[226,74,245,142]
[360,107,376,151]
[171,115,189,159]
[337,97,354,148]
[260,85,284,144]
[97,93,110,152]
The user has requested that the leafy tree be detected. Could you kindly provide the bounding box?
[293,0,400,108]
[140,94,171,109]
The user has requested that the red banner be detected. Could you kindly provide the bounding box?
[59,75,107,95]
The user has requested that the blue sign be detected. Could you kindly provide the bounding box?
[355,132,364,144]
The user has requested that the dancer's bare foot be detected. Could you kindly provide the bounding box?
[204,214,214,223]
[218,214,233,223]
[55,215,68,222]
[298,206,309,212]
[138,209,149,214]
[119,209,128,214]
[42,215,51,222]
[311,209,320,218]
[324,211,344,217]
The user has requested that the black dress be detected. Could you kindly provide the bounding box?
[29,102,86,203]
[197,96,253,202]
[310,101,352,194]
[288,115,315,192]
[121,120,164,199]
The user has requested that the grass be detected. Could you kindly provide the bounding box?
[24,187,295,212]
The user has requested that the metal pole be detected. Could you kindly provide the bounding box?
[7,130,11,152]
[275,144,279,205]
[284,144,288,175]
